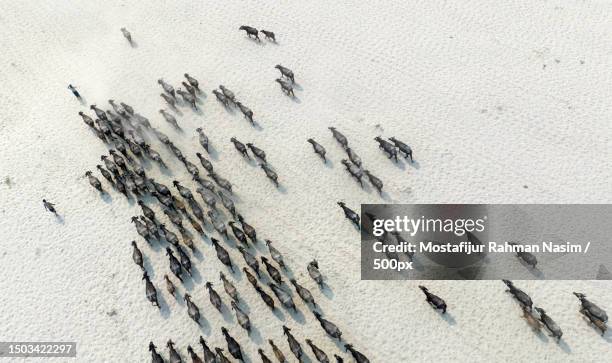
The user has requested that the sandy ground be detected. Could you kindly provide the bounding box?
[1,0,611,362]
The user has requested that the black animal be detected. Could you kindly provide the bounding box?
[221,327,244,362]
[306,339,329,363]
[220,272,239,302]
[68,84,81,99]
[313,311,342,339]
[187,345,203,363]
[212,238,234,272]
[418,285,447,313]
[229,222,248,246]
[239,25,260,40]
[344,344,370,363]
[195,128,209,153]
[185,293,201,325]
[237,214,257,243]
[388,137,413,161]
[164,274,176,297]
[142,272,160,308]
[215,348,231,363]
[283,326,303,361]
[328,127,348,148]
[199,337,217,363]
[43,199,57,215]
[258,349,273,363]
[374,136,398,160]
[167,340,182,363]
[261,29,276,42]
[247,143,266,161]
[307,138,326,161]
[238,246,260,277]
[262,256,283,284]
[206,282,224,313]
[503,280,533,310]
[341,159,363,186]
[255,284,276,310]
[508,242,537,268]
[176,245,192,276]
[231,301,251,334]
[337,202,360,228]
[573,292,608,322]
[212,90,230,107]
[149,342,164,363]
[166,247,184,282]
[268,340,286,363]
[196,153,213,173]
[334,355,344,363]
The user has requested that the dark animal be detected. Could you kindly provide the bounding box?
[418,285,447,313]
[307,138,326,161]
[261,30,276,42]
[239,25,260,40]
[503,280,533,310]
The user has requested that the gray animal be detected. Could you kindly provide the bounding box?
[508,242,537,268]
[137,200,156,221]
[158,79,176,98]
[238,246,260,276]
[307,138,326,161]
[255,284,276,310]
[167,340,182,363]
[221,327,244,362]
[142,272,160,308]
[388,137,413,161]
[160,224,179,246]
[199,337,216,363]
[131,241,144,271]
[363,170,383,193]
[374,136,398,160]
[535,307,562,341]
[176,245,192,275]
[243,267,258,287]
[341,159,363,186]
[166,247,184,282]
[313,311,342,339]
[182,81,197,96]
[291,279,316,307]
[283,326,303,361]
[217,190,237,218]
[120,27,132,43]
[184,293,201,325]
[161,93,176,108]
[260,163,279,186]
[237,214,257,243]
[220,272,239,302]
[184,73,200,91]
[212,238,234,272]
[239,25,260,40]
[90,104,108,120]
[120,102,134,115]
[79,111,95,128]
[266,240,286,270]
[503,280,533,310]
[173,181,194,200]
[306,339,329,363]
[196,153,213,173]
[208,211,229,239]
[419,285,447,313]
[328,127,348,148]
[308,260,324,286]
[573,292,608,322]
[258,349,273,363]
[344,344,370,363]
[215,348,231,363]
[231,301,251,334]
[275,65,294,82]
[275,78,294,96]
[206,282,224,313]
[262,256,283,284]
[195,128,210,153]
[269,340,286,363]
[164,274,176,297]
[160,109,179,128]
[208,172,233,193]
[345,147,361,167]
[269,282,296,311]
[247,143,266,161]
[230,137,249,157]
[177,88,197,109]
[219,85,235,103]
[235,101,254,124]
[261,29,276,42]
[212,89,230,107]
[85,171,104,192]
[229,222,248,245]
[337,201,360,228]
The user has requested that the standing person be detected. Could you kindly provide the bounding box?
[67,84,81,99]
[42,199,57,215]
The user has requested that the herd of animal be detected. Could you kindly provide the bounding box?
[51,25,607,362]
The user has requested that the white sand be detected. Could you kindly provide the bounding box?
[1,0,611,362]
